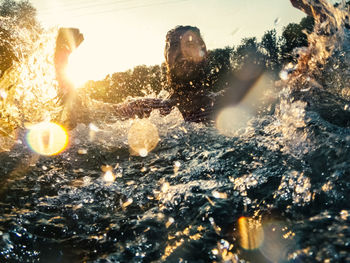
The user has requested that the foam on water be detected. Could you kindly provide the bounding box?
[1,0,350,262]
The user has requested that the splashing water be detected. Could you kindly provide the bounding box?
[1,1,350,262]
[0,25,63,151]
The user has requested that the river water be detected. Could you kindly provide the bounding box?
[1,0,350,262]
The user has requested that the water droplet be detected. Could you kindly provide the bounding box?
[274,17,281,26]
[139,148,148,157]
[78,148,87,155]
[103,170,115,182]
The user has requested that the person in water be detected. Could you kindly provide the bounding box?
[55,0,350,128]
[55,26,263,125]
[111,25,263,123]
[113,25,215,122]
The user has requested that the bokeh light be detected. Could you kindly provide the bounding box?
[216,106,253,136]
[216,73,276,136]
[237,217,296,262]
[259,220,295,262]
[127,119,159,156]
[26,122,69,156]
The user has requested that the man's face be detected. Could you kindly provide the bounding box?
[165,29,207,80]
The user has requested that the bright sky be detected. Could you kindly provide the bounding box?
[32,0,306,83]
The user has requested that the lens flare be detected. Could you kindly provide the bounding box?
[238,216,264,250]
[259,220,295,262]
[26,122,69,156]
[216,106,253,136]
[127,119,159,156]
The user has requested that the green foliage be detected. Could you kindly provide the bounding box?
[232,37,264,69]
[279,16,314,63]
[260,29,280,72]
[85,14,316,103]
[83,65,166,104]
[207,47,234,91]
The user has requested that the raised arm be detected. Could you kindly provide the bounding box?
[54,28,84,104]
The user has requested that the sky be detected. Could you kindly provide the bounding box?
[32,0,307,83]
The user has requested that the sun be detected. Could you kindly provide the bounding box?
[65,44,91,88]
[64,37,121,88]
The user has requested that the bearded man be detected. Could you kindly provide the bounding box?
[55,26,261,125]
[113,25,262,123]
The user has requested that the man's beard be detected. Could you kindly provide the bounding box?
[168,59,208,89]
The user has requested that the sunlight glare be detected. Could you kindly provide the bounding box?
[65,44,90,88]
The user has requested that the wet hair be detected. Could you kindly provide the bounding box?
[164,25,208,90]
[165,25,201,47]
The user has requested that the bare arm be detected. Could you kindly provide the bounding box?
[113,98,173,119]
[54,28,84,104]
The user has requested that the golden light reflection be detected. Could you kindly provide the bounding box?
[0,28,60,135]
[103,170,115,182]
[238,216,264,250]
[26,122,69,156]
[101,165,121,183]
[162,225,204,261]
[127,119,159,156]
[0,134,17,153]
[121,198,133,210]
[0,122,17,152]
[89,123,99,142]
[236,217,296,262]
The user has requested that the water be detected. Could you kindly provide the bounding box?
[1,0,350,262]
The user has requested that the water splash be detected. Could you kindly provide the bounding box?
[0,26,62,152]
[1,1,350,262]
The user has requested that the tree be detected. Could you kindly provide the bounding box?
[207,47,234,91]
[279,16,314,63]
[231,37,264,70]
[83,64,166,104]
[260,29,280,72]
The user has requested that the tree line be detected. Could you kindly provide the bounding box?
[83,15,315,103]
[0,0,316,104]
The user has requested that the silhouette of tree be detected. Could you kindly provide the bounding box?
[260,29,280,72]
[207,47,234,91]
[231,37,264,70]
[83,65,166,103]
[279,16,314,63]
